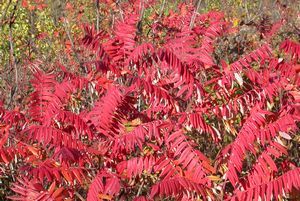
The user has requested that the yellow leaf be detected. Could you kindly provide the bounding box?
[232,18,240,27]
[201,161,215,173]
[207,175,221,181]
[99,194,112,200]
[48,181,56,194]
[61,169,73,184]
[131,118,142,126]
[124,118,142,132]
[52,187,65,199]
[27,146,40,157]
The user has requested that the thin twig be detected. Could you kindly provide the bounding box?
[244,0,250,21]
[9,26,17,92]
[189,0,202,29]
[62,18,83,69]
[7,1,19,108]
[137,0,145,36]
[158,0,166,19]
[111,14,115,29]
[220,177,228,200]
[117,2,124,22]
[28,10,37,59]
[95,0,100,32]
[136,180,144,196]
[74,191,85,201]
[139,0,145,21]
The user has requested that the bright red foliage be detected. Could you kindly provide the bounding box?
[1,1,300,201]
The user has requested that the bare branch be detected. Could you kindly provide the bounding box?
[189,0,202,29]
[62,18,83,68]
[158,0,166,19]
[74,191,85,201]
[95,0,100,32]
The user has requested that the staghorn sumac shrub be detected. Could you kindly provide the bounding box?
[1,1,300,201]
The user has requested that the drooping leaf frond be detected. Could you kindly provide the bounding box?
[232,168,300,201]
[87,171,121,201]
[280,39,300,61]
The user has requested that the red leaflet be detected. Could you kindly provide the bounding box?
[280,39,300,60]
[0,125,9,148]
[262,153,278,172]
